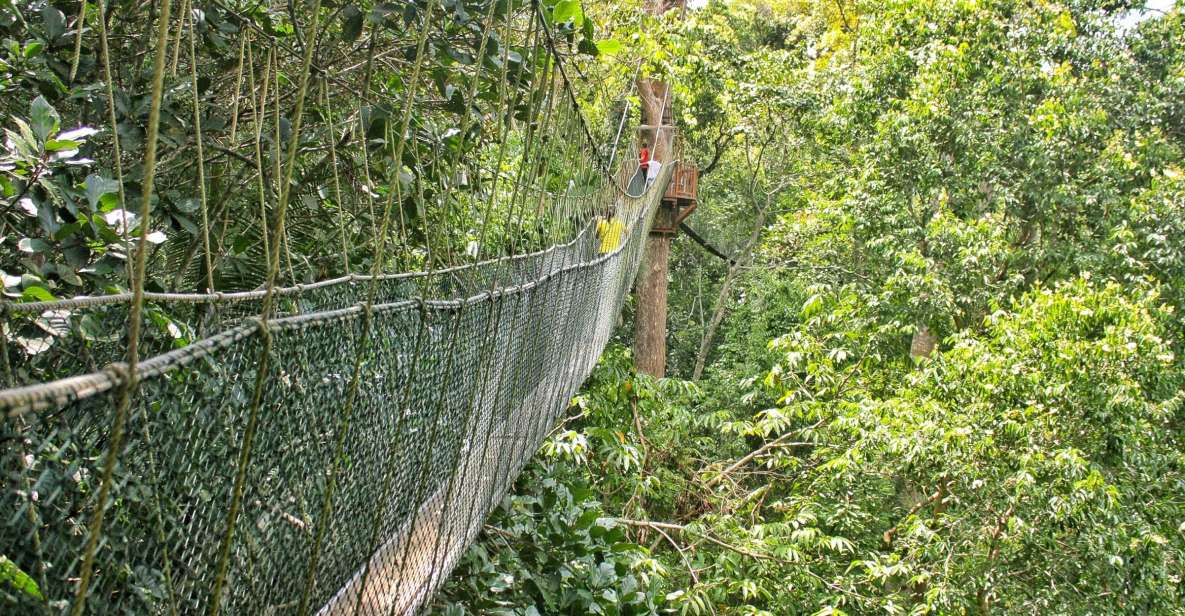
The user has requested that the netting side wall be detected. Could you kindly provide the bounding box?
[0,168,667,615]
[5,214,605,388]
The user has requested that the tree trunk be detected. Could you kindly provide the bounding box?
[635,235,670,377]
[910,325,937,359]
[632,0,680,378]
[691,210,767,380]
[633,74,673,378]
[636,78,672,160]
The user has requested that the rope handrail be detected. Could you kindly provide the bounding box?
[1,164,674,416]
[0,163,671,616]
[0,186,656,316]
[4,142,638,316]
[2,213,601,314]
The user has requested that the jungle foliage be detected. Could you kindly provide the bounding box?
[3,0,1183,613]
[0,0,638,385]
[430,0,1185,614]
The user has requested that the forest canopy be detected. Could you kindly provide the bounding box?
[427,0,1185,614]
[1,0,1184,614]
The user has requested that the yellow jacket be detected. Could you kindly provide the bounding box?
[597,218,625,253]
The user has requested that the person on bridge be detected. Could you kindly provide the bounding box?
[629,146,651,196]
[645,158,663,190]
[597,206,625,254]
[592,204,626,348]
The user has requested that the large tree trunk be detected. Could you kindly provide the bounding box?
[633,78,674,377]
[636,78,672,161]
[632,0,680,378]
[634,236,670,377]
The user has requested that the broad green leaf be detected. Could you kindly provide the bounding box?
[79,314,119,341]
[30,96,59,142]
[44,139,81,152]
[0,555,42,600]
[85,174,121,210]
[40,6,65,41]
[595,39,622,55]
[17,238,51,253]
[552,0,582,25]
[20,285,56,301]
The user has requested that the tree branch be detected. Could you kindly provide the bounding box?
[882,483,948,546]
[703,431,813,488]
[699,127,739,178]
[680,223,736,265]
[615,518,787,563]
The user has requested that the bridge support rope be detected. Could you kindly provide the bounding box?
[1,168,672,614]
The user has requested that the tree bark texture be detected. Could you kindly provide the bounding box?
[634,235,670,377]
[636,78,673,157]
[910,325,937,359]
[632,0,679,378]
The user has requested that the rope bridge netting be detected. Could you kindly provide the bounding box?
[0,0,670,613]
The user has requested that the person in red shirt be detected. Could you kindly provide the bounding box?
[629,145,651,196]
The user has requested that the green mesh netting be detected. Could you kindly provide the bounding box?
[1,166,669,615]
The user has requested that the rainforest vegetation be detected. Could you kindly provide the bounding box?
[1,0,1184,614]
[428,0,1185,614]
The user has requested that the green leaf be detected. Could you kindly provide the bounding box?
[0,556,42,601]
[17,238,51,254]
[37,197,60,235]
[575,508,599,529]
[175,213,199,235]
[79,314,115,341]
[444,87,468,116]
[20,286,56,302]
[595,39,622,55]
[176,197,201,213]
[22,41,43,58]
[30,96,60,143]
[44,139,81,152]
[85,174,121,210]
[63,245,90,269]
[578,38,600,57]
[40,6,66,41]
[368,2,400,24]
[446,45,475,65]
[552,0,582,25]
[57,265,83,286]
[801,293,824,319]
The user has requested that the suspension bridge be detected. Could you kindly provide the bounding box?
[0,0,680,613]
